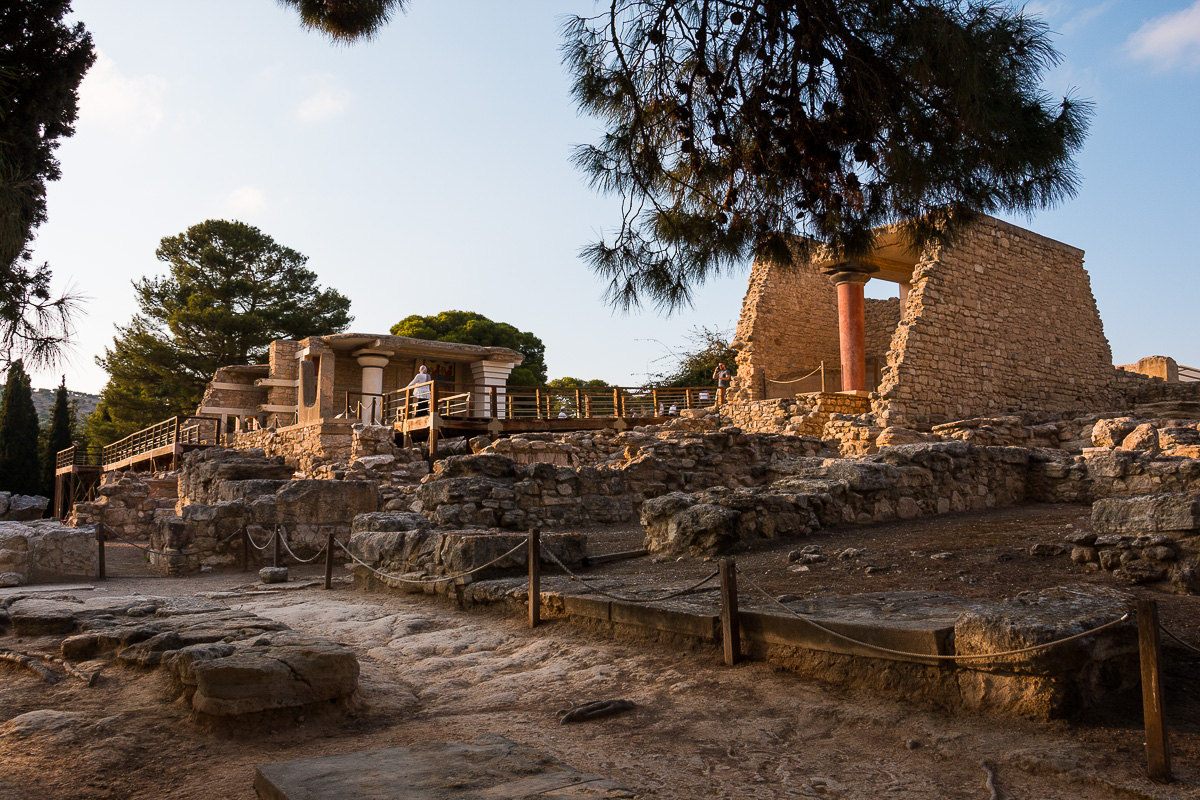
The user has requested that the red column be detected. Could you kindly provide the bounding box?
[833,272,870,392]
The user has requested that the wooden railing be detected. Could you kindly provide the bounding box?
[381,383,723,424]
[56,444,101,470]
[98,415,221,468]
[101,416,182,467]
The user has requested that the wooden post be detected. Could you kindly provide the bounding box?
[427,382,440,469]
[612,388,620,418]
[1137,599,1172,782]
[96,524,106,581]
[273,527,281,568]
[241,529,249,571]
[575,389,581,418]
[490,386,498,420]
[528,529,541,629]
[686,388,693,409]
[719,557,740,666]
[820,361,826,394]
[585,393,592,418]
[324,533,336,590]
[652,388,659,416]
[535,389,542,420]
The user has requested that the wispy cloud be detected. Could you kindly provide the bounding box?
[1126,1,1200,70]
[1023,1,1115,35]
[77,51,167,137]
[225,186,267,216]
[296,75,351,122]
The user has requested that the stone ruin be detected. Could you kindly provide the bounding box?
[0,594,358,725]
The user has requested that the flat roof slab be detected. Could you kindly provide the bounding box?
[254,735,637,800]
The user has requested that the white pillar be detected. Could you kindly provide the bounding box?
[356,354,389,424]
[470,359,516,418]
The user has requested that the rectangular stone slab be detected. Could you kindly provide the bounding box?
[254,736,635,799]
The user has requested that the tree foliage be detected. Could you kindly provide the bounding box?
[547,376,610,389]
[563,1,1090,311]
[92,220,353,442]
[391,311,547,386]
[0,360,41,495]
[649,326,737,387]
[275,0,408,42]
[39,376,74,496]
[0,2,93,368]
[279,1,1089,314]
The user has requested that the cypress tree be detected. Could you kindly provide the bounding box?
[0,360,41,495]
[40,375,74,496]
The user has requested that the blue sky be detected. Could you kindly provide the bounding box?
[24,0,1200,394]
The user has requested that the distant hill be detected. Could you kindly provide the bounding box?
[31,387,101,427]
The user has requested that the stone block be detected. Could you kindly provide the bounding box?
[1091,493,1200,534]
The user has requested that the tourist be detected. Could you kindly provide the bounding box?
[712,362,731,402]
[668,403,678,416]
[407,365,433,415]
[558,409,569,419]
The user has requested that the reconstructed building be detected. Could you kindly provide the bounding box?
[197,332,523,433]
[732,214,1121,426]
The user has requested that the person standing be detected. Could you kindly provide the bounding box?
[712,362,732,403]
[407,365,433,415]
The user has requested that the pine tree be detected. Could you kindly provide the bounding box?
[1,2,94,368]
[40,375,74,495]
[93,219,353,442]
[0,360,42,495]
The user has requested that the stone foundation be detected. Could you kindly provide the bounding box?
[0,520,97,586]
[70,472,178,541]
[349,511,585,595]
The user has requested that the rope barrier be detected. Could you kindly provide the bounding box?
[734,565,1131,663]
[543,548,719,603]
[244,526,275,551]
[766,364,823,384]
[1160,622,1200,656]
[277,527,329,564]
[101,523,244,558]
[337,538,528,585]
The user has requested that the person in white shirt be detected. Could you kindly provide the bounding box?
[407,365,433,415]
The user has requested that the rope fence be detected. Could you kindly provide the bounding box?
[543,548,719,603]
[766,363,824,385]
[1160,622,1200,656]
[244,526,275,551]
[734,564,1132,663]
[336,538,528,585]
[277,527,329,564]
[99,523,243,558]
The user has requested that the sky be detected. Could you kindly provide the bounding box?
[21,0,1200,394]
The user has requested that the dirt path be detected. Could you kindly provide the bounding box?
[1,567,1197,800]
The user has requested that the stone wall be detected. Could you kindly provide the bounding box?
[70,472,178,541]
[0,520,96,585]
[732,255,839,401]
[233,421,356,476]
[864,297,901,378]
[717,393,870,438]
[349,511,586,596]
[409,430,828,531]
[731,215,1121,426]
[149,448,379,575]
[876,216,1117,426]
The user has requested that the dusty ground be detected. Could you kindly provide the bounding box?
[1,504,1198,800]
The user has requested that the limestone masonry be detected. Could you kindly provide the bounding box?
[733,215,1138,425]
